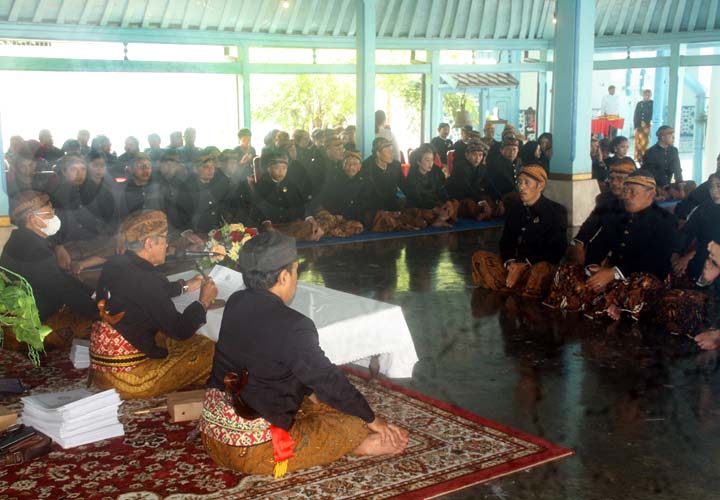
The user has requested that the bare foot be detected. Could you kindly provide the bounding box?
[695,330,720,351]
[352,431,407,456]
[606,304,621,321]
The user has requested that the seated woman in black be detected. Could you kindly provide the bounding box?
[604,136,637,170]
[360,137,403,213]
[402,143,456,227]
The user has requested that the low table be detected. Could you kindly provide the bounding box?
[170,266,418,379]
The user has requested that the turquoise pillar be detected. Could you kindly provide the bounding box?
[356,0,376,157]
[426,50,441,142]
[240,45,251,129]
[0,112,8,218]
[550,0,595,176]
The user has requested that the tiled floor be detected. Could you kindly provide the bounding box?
[294,229,720,500]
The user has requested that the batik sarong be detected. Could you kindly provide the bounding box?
[471,250,554,299]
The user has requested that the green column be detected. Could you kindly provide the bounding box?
[356,0,376,157]
[551,0,595,176]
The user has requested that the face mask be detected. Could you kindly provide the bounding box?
[39,215,61,237]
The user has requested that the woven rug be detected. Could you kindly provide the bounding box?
[0,349,572,499]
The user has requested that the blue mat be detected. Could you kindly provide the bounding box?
[296,217,504,248]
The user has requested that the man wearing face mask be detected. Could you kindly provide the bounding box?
[0,191,98,349]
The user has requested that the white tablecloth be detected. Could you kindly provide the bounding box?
[170,266,418,378]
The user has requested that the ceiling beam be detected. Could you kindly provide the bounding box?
[438,0,454,38]
[478,0,495,38]
[301,0,319,35]
[450,0,468,38]
[507,0,523,39]
[640,0,658,34]
[318,0,335,36]
[252,0,271,33]
[424,0,439,37]
[518,0,532,39]
[612,0,631,36]
[217,0,232,31]
[393,0,410,38]
[378,0,396,37]
[141,0,153,28]
[268,1,285,34]
[671,0,686,33]
[181,0,194,29]
[597,0,615,36]
[121,0,134,28]
[160,0,173,29]
[199,0,213,30]
[687,0,701,32]
[32,0,49,23]
[333,0,352,36]
[528,0,543,39]
[465,0,481,39]
[8,0,23,22]
[491,0,506,39]
[234,0,247,31]
[56,0,72,24]
[286,0,302,33]
[708,0,719,31]
[656,0,674,34]
[537,0,551,39]
[99,0,115,26]
[625,0,643,35]
[79,0,93,25]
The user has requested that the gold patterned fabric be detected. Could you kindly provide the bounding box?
[471,250,554,299]
[634,122,651,161]
[89,330,214,399]
[199,388,272,447]
[202,397,369,476]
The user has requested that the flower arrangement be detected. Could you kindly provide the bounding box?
[201,223,257,269]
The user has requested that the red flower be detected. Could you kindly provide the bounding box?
[213,231,222,242]
[245,227,257,236]
[229,231,242,242]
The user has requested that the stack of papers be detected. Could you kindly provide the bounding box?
[69,339,90,369]
[21,389,124,448]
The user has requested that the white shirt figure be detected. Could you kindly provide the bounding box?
[601,86,622,116]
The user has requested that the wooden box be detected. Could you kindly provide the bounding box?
[166,390,206,423]
[0,407,18,432]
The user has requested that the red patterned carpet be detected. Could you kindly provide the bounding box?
[0,349,573,499]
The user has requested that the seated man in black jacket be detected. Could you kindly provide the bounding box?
[89,210,217,399]
[200,232,408,477]
[546,170,677,320]
[471,165,567,298]
[1,191,98,349]
[252,153,323,241]
[567,159,636,265]
[446,139,502,220]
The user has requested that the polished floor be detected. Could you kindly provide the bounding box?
[294,229,720,500]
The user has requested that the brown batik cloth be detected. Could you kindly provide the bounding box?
[314,210,364,238]
[89,331,214,399]
[654,289,710,336]
[202,397,369,476]
[2,307,92,352]
[470,250,554,299]
[546,266,665,321]
[634,122,651,161]
[458,198,495,221]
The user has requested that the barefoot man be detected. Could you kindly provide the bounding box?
[200,232,408,476]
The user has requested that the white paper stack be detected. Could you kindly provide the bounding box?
[69,339,90,369]
[21,389,124,448]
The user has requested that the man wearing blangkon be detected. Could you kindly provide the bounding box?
[200,232,408,476]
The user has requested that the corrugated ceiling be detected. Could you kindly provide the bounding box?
[0,0,718,41]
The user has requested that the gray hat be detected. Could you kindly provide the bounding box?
[239,232,298,273]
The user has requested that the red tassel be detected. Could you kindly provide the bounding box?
[269,425,295,479]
